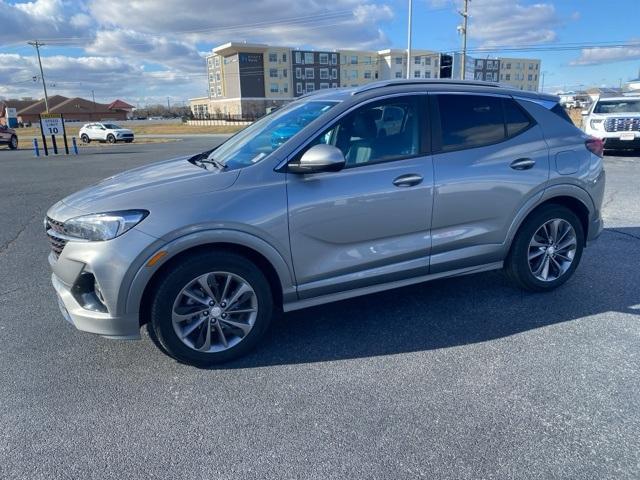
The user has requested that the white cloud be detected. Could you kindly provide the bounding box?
[0,0,87,43]
[571,44,640,66]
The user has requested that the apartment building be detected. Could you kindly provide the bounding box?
[498,58,541,91]
[339,50,378,87]
[292,50,340,95]
[190,42,541,117]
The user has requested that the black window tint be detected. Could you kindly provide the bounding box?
[551,103,574,124]
[504,98,532,136]
[309,96,422,167]
[437,94,505,151]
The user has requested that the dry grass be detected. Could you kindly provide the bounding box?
[568,108,584,128]
[14,122,245,142]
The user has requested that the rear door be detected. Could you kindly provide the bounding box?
[286,94,434,299]
[428,92,550,273]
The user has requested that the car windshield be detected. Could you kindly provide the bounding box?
[103,124,122,129]
[208,100,338,170]
[593,99,640,114]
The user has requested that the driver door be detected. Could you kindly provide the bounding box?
[286,95,434,299]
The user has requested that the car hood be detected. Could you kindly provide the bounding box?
[50,155,240,218]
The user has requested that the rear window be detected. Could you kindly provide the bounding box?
[551,103,574,124]
[437,94,505,152]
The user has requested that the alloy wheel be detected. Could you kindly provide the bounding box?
[171,271,258,353]
[528,218,577,282]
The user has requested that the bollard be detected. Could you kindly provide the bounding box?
[33,138,40,157]
[72,137,79,155]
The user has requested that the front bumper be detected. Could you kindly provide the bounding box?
[52,273,141,339]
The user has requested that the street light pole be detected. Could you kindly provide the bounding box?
[28,41,49,112]
[407,0,413,79]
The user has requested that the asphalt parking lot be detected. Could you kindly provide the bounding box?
[1,139,639,479]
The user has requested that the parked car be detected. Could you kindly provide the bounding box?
[46,80,605,366]
[79,122,134,144]
[0,124,18,149]
[583,96,640,151]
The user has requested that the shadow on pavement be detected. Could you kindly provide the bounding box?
[218,227,640,369]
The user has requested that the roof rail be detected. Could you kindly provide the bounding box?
[351,79,503,95]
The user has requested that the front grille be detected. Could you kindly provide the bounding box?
[120,133,134,138]
[45,216,67,258]
[604,117,640,132]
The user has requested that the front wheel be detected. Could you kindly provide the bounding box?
[81,134,90,144]
[8,135,18,150]
[107,134,116,144]
[150,251,274,366]
[505,205,584,292]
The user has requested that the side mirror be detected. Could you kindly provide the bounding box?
[288,144,345,174]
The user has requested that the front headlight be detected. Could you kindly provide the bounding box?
[63,210,148,241]
[590,119,605,131]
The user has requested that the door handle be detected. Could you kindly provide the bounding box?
[393,173,423,187]
[510,158,536,170]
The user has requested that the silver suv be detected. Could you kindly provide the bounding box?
[46,80,605,366]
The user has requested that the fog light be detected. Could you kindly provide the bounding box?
[72,272,108,313]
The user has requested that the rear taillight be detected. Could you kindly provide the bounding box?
[585,136,604,158]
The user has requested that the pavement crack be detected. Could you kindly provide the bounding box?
[606,228,640,241]
[0,211,40,257]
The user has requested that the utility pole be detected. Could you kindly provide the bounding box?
[167,97,171,113]
[541,71,547,92]
[406,0,413,79]
[28,41,49,112]
[458,0,470,80]
[91,90,96,119]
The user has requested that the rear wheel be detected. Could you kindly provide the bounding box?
[150,251,273,366]
[107,134,116,144]
[8,135,18,150]
[81,134,90,144]
[505,205,584,292]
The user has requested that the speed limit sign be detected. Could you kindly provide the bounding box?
[39,113,69,155]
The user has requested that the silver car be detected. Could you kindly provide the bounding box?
[46,80,605,366]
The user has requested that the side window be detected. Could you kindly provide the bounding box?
[308,96,422,167]
[436,94,505,152]
[503,98,533,136]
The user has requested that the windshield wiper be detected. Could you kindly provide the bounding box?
[188,149,227,170]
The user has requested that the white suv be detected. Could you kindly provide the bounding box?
[583,96,640,151]
[79,123,134,144]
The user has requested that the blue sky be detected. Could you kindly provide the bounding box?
[1,0,639,105]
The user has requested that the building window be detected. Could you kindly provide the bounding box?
[215,72,221,81]
[534,74,538,81]
[320,83,329,89]
[395,71,402,78]
[350,55,357,65]
[283,69,287,78]
[283,84,288,93]
[476,59,484,68]
[269,53,277,62]
[425,57,432,66]
[331,68,337,79]
[364,70,372,79]
[529,63,534,69]
[320,68,329,79]
[364,56,372,64]
[282,53,287,62]
[425,71,431,79]
[270,68,278,78]
[306,83,314,93]
[304,67,314,79]
[331,54,337,65]
[414,71,421,78]
[304,52,314,64]
[319,53,329,64]
[506,63,511,69]
[528,74,533,81]
[475,72,483,80]
[216,86,222,96]
[214,57,220,67]
[296,83,303,94]
[295,67,301,79]
[505,73,511,81]
[414,56,421,65]
[295,51,301,64]
[535,63,539,70]
[395,57,402,65]
[270,83,279,93]
[350,70,358,80]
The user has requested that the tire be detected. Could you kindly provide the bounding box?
[505,205,584,292]
[107,134,116,144]
[150,251,274,366]
[81,134,90,144]
[8,136,18,150]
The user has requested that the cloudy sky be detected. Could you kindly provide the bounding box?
[0,0,639,105]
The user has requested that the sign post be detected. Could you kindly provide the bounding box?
[39,113,69,155]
